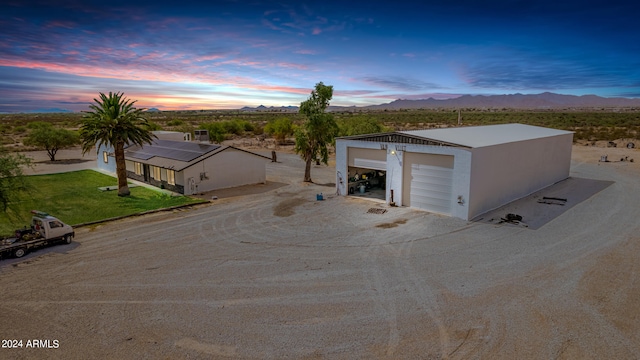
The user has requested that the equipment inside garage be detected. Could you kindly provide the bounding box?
[347,167,386,199]
[346,147,386,200]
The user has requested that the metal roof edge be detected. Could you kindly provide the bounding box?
[171,145,271,171]
[336,131,470,148]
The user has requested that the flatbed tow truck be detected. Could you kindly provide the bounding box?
[0,210,74,259]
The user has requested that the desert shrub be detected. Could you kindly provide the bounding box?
[337,115,388,136]
[240,120,255,132]
[252,124,264,135]
[264,117,294,144]
[174,123,195,137]
[220,120,243,135]
[147,121,163,131]
[14,126,27,133]
[167,119,184,126]
[199,122,227,143]
[27,121,52,129]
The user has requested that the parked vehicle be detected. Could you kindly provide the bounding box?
[0,211,74,259]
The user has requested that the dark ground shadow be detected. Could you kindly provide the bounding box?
[37,159,93,164]
[1,242,80,268]
[314,182,336,187]
[474,177,614,230]
[190,181,288,200]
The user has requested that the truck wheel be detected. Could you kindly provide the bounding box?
[64,234,73,244]
[14,248,26,258]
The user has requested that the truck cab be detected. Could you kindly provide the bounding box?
[30,210,74,242]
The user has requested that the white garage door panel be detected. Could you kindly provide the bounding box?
[410,195,452,214]
[409,163,453,214]
[410,182,452,198]
[354,158,386,171]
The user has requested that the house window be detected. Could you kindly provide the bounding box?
[153,166,161,180]
[103,151,108,163]
[167,170,175,185]
[134,162,142,176]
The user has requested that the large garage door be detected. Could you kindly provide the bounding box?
[348,148,386,170]
[403,153,453,215]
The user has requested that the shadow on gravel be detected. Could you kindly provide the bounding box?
[314,182,336,187]
[474,177,614,230]
[1,242,80,268]
[190,181,288,200]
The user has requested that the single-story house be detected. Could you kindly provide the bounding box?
[335,123,574,220]
[97,132,270,195]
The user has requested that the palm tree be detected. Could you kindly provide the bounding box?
[80,92,155,196]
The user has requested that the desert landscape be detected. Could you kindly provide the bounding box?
[4,0,640,357]
[0,142,638,359]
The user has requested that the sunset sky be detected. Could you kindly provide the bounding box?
[1,0,639,112]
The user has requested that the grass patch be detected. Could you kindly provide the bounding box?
[1,170,206,236]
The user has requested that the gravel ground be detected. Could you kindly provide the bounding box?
[1,145,639,359]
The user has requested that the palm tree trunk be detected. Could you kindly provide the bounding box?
[114,142,130,196]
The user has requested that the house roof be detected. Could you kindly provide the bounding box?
[126,139,220,162]
[124,139,270,171]
[338,124,573,148]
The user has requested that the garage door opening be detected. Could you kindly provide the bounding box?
[347,167,386,200]
[402,153,454,215]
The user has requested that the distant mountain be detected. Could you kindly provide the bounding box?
[241,105,299,112]
[146,107,161,112]
[363,92,640,110]
[236,93,640,113]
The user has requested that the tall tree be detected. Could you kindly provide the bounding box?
[295,82,338,182]
[23,123,80,161]
[0,146,31,213]
[80,92,155,196]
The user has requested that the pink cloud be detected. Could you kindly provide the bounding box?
[276,62,308,70]
[295,49,316,55]
[44,20,76,29]
[312,27,322,35]
[194,54,225,62]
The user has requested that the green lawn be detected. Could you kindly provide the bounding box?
[1,170,206,236]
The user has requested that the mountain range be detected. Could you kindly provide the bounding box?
[240,92,640,112]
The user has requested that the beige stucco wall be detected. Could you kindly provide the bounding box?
[182,149,267,195]
[467,133,573,219]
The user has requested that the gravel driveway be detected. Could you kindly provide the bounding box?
[1,147,639,359]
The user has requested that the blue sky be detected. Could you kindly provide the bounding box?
[1,0,639,112]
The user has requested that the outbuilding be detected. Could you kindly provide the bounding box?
[97,131,270,195]
[335,124,573,220]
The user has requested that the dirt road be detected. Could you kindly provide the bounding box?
[1,146,639,359]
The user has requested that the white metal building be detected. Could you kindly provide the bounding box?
[335,124,574,220]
